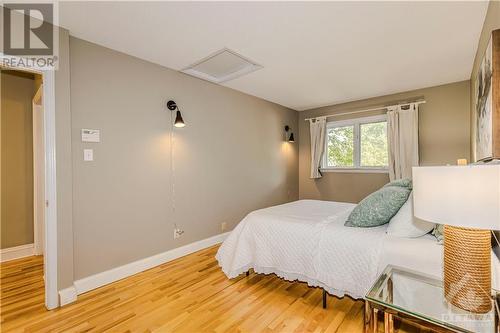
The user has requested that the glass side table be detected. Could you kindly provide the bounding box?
[365,265,497,333]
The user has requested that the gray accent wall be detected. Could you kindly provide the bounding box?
[59,33,474,290]
[69,38,299,280]
[299,81,471,203]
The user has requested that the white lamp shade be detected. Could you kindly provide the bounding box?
[413,165,500,230]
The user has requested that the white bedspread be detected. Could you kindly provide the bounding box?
[216,200,387,299]
[217,199,500,301]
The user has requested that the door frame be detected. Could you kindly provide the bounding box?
[33,84,44,256]
[1,58,59,310]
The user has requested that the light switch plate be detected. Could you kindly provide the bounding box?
[83,149,93,161]
[81,129,100,142]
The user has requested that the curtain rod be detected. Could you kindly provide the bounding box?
[304,100,426,121]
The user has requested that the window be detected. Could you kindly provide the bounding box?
[323,115,388,172]
[326,125,354,167]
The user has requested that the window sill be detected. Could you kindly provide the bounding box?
[320,168,389,174]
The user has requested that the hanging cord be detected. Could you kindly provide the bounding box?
[169,109,178,230]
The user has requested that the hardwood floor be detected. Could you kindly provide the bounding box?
[0,246,421,332]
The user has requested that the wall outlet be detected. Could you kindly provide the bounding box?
[173,228,184,239]
[221,222,227,232]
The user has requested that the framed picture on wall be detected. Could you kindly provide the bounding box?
[475,29,500,161]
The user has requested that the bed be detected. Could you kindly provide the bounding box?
[216,199,500,304]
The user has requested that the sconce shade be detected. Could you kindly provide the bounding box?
[284,125,294,142]
[167,100,186,128]
[174,110,185,128]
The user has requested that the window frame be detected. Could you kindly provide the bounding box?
[322,114,389,173]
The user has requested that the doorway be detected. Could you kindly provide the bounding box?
[0,67,53,305]
[1,69,44,257]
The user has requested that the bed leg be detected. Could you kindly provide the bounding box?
[322,289,327,309]
[246,270,249,277]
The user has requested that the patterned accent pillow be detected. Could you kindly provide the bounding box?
[345,186,411,228]
[383,178,413,190]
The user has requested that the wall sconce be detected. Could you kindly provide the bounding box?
[167,100,185,128]
[284,125,295,143]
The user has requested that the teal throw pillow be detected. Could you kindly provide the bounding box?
[345,186,411,227]
[384,178,413,190]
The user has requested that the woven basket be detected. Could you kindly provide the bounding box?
[444,225,492,313]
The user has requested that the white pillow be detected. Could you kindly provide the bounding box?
[386,192,435,238]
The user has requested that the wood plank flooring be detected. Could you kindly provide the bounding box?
[0,245,422,332]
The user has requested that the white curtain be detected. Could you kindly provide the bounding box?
[309,117,326,179]
[387,104,419,181]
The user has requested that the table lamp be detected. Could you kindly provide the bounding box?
[413,165,500,314]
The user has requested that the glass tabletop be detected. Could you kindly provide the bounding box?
[366,265,496,333]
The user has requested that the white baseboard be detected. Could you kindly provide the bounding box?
[0,244,34,262]
[73,232,229,297]
[59,285,77,306]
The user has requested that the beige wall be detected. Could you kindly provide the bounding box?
[1,71,36,248]
[470,0,500,161]
[299,80,471,203]
[69,38,298,279]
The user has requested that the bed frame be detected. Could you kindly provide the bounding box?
[246,270,328,309]
[241,232,500,313]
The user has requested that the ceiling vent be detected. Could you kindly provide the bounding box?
[181,48,262,84]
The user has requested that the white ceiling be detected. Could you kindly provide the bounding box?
[59,1,489,111]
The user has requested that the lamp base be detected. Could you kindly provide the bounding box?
[444,225,492,313]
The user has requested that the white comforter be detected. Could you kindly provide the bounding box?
[216,200,388,299]
[217,199,500,301]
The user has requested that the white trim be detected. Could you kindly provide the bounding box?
[33,84,45,256]
[73,232,229,297]
[58,286,77,306]
[323,114,388,170]
[42,70,58,310]
[326,114,387,128]
[320,168,389,174]
[0,244,34,262]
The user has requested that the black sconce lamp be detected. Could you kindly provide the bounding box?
[167,100,185,128]
[284,125,295,143]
